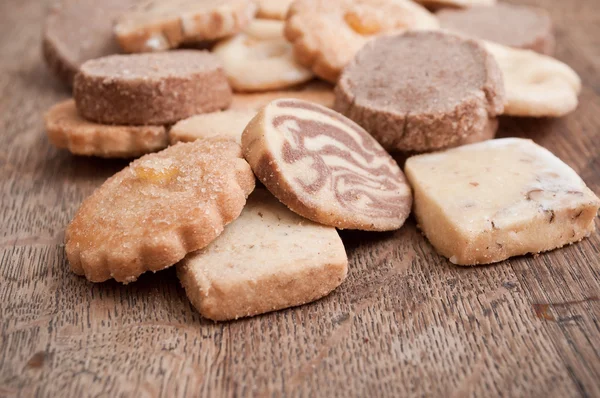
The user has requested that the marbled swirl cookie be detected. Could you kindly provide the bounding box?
[242,99,412,231]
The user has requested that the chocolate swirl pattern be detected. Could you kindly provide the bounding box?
[242,98,412,231]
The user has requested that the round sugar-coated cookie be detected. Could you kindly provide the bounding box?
[438,3,554,55]
[335,31,505,153]
[114,0,257,53]
[66,139,256,283]
[42,0,137,86]
[73,50,232,125]
[242,99,412,231]
[45,99,168,158]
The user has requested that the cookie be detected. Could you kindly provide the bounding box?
[45,100,168,158]
[230,81,335,110]
[66,139,255,283]
[42,0,137,85]
[414,0,495,9]
[114,0,257,53]
[169,110,256,144]
[438,3,554,55]
[242,99,413,231]
[177,189,348,321]
[256,0,294,20]
[243,18,286,39]
[405,138,600,265]
[335,31,505,153]
[285,0,439,82]
[73,50,232,125]
[213,20,314,92]
[484,41,581,117]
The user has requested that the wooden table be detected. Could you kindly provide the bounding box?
[1,0,599,396]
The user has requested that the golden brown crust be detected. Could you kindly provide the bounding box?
[65,139,255,283]
[45,100,168,158]
[114,0,257,53]
[73,51,232,125]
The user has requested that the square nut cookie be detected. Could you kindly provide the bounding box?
[405,138,600,265]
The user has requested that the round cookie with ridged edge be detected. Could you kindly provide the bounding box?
[438,3,554,55]
[66,139,255,283]
[242,99,412,231]
[73,50,232,125]
[114,0,257,53]
[334,31,505,153]
[45,99,168,158]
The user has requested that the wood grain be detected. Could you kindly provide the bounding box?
[1,0,599,396]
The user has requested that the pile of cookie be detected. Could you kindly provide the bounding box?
[43,0,600,321]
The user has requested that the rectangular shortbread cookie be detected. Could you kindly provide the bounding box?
[177,189,348,321]
[405,138,600,265]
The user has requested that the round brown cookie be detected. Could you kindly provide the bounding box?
[114,0,257,53]
[73,50,231,125]
[42,0,137,86]
[66,139,256,283]
[230,81,335,110]
[285,0,439,83]
[242,99,412,231]
[334,31,505,153]
[45,99,168,158]
[438,3,554,55]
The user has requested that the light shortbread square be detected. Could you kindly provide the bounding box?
[405,138,600,265]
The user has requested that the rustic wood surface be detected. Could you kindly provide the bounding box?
[1,0,599,396]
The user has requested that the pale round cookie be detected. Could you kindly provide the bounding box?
[73,51,232,125]
[66,139,255,283]
[484,41,581,117]
[169,110,257,144]
[256,0,294,20]
[243,18,285,39]
[230,81,335,110]
[114,0,257,53]
[45,100,168,158]
[438,3,554,55]
[42,0,137,85]
[285,0,439,82]
[213,20,313,92]
[242,99,413,231]
[177,189,348,321]
[335,31,505,152]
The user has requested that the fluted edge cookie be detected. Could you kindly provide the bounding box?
[66,139,255,283]
[45,100,168,158]
[242,99,412,231]
[115,0,258,53]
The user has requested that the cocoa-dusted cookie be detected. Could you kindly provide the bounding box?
[438,3,554,55]
[42,0,137,86]
[73,50,232,125]
[335,31,505,153]
[45,100,168,158]
[285,0,439,83]
[114,0,257,53]
[66,139,255,283]
[242,99,412,231]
